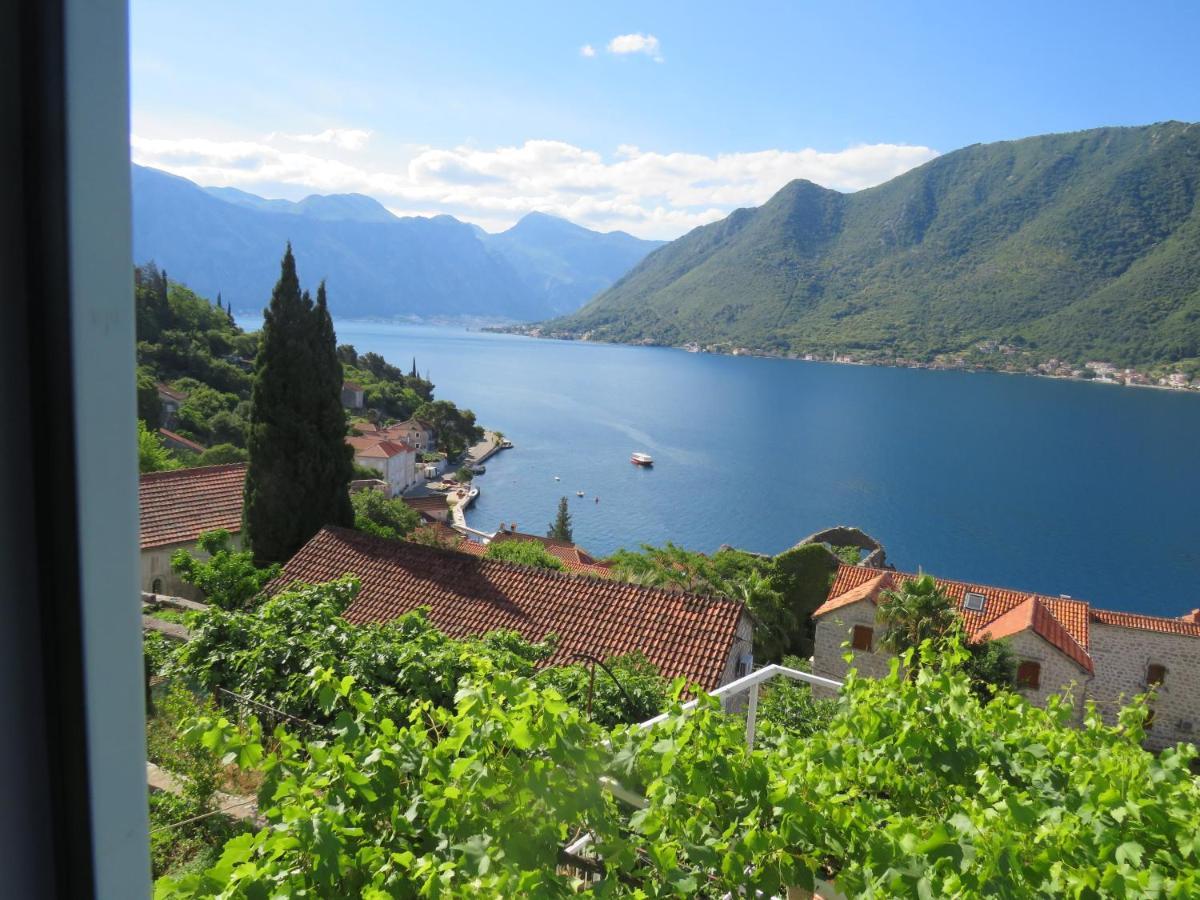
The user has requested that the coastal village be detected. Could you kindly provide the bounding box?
[140,374,1200,755]
[521,328,1200,392]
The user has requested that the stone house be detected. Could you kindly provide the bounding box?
[341,381,365,409]
[346,435,416,497]
[138,463,246,599]
[400,493,452,523]
[155,382,186,428]
[274,526,755,691]
[812,565,1200,750]
[385,418,436,453]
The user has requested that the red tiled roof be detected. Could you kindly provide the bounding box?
[972,596,1093,673]
[346,436,414,458]
[342,381,363,391]
[1090,608,1200,638]
[157,428,207,453]
[139,463,245,550]
[156,382,187,402]
[812,571,892,617]
[274,526,745,689]
[402,494,450,512]
[820,564,1094,667]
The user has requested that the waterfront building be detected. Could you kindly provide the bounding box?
[812,564,1200,750]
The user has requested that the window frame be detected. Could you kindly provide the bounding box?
[1016,660,1042,690]
[851,624,874,652]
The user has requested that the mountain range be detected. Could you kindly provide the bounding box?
[547,122,1200,367]
[130,164,663,321]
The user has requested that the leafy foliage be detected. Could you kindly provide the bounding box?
[156,636,1200,898]
[878,573,1018,696]
[550,122,1200,368]
[538,652,668,728]
[609,543,796,661]
[351,489,421,541]
[139,419,181,473]
[415,398,484,458]
[168,578,554,726]
[170,529,279,610]
[484,539,567,571]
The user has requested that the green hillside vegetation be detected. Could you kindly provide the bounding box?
[135,262,481,469]
[549,122,1200,370]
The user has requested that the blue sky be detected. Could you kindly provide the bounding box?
[131,0,1200,237]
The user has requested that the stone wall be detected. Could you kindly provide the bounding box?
[811,601,1090,719]
[718,612,757,687]
[1085,623,1200,750]
[810,602,893,698]
[791,525,888,569]
[1001,631,1088,723]
[140,532,244,601]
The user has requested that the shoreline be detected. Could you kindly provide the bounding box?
[493,328,1200,396]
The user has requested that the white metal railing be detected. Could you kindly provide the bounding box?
[565,665,844,859]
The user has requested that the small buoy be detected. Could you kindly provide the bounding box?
[595,496,599,503]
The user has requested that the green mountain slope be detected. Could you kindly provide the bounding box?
[549,122,1200,366]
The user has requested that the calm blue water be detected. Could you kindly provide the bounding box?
[331,321,1200,617]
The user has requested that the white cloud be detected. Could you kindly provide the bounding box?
[277,128,373,150]
[607,33,662,62]
[580,43,596,58]
[131,133,939,239]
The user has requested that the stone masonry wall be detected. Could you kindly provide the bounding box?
[810,602,893,698]
[1085,623,1200,751]
[811,601,1090,720]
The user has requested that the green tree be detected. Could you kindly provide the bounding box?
[138,419,179,472]
[194,444,248,466]
[455,466,474,483]
[170,529,280,610]
[770,543,839,657]
[137,367,163,429]
[878,572,1017,695]
[243,246,354,563]
[484,539,566,571]
[351,489,421,541]
[547,496,573,541]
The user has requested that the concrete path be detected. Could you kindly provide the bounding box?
[146,761,263,826]
[465,431,502,466]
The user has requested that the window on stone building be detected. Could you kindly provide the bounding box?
[1016,660,1041,690]
[851,625,874,652]
[1146,663,1167,687]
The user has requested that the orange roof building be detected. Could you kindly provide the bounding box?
[273,526,753,690]
[138,463,246,598]
[813,563,1200,749]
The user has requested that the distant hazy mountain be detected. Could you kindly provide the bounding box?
[549,122,1200,366]
[131,165,662,320]
[486,212,666,315]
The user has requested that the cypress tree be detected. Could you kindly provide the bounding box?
[547,496,573,542]
[244,245,353,563]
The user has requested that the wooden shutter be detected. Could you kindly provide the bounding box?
[1016,661,1041,690]
[851,625,873,652]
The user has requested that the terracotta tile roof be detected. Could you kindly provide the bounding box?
[820,565,1094,667]
[812,572,892,617]
[156,382,187,402]
[139,463,246,550]
[274,526,745,689]
[346,436,414,458]
[157,428,207,453]
[342,381,363,391]
[402,494,450,513]
[1090,608,1200,638]
[973,597,1093,673]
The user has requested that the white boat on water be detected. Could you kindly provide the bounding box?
[631,452,654,467]
[576,490,585,497]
